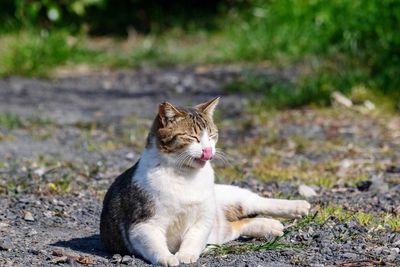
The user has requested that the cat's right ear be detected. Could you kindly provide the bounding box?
[159,102,182,126]
[195,97,220,117]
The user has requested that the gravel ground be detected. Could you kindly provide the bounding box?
[0,66,399,266]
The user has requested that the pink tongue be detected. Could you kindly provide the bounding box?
[200,148,213,161]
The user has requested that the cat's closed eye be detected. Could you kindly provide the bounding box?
[188,135,200,142]
[177,134,199,143]
[210,133,218,140]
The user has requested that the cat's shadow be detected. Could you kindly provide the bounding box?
[51,234,108,258]
[51,235,151,264]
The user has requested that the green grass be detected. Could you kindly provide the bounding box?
[0,31,101,77]
[0,113,53,129]
[220,0,400,111]
[47,175,71,194]
[0,30,228,77]
[0,154,111,196]
[0,113,23,129]
[206,236,289,255]
[1,30,395,110]
[223,70,398,112]
[206,213,317,255]
[0,0,399,110]
[205,206,399,256]
[250,154,345,189]
[315,205,400,232]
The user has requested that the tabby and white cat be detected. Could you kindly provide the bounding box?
[100,97,310,266]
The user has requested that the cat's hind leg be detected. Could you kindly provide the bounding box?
[230,217,284,239]
[215,184,310,220]
[216,217,284,244]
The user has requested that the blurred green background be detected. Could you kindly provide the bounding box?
[0,0,399,111]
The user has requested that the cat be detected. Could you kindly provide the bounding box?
[100,97,311,266]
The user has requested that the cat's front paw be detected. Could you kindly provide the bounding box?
[175,251,199,264]
[156,254,180,267]
[290,200,311,218]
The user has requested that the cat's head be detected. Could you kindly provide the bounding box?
[148,97,220,169]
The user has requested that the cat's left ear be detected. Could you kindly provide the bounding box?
[195,97,220,117]
[159,101,184,127]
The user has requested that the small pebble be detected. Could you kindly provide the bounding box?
[28,229,38,236]
[24,211,35,222]
[0,222,9,229]
[388,248,399,261]
[298,184,317,198]
[33,168,46,176]
[50,256,68,264]
[125,152,135,160]
[373,246,384,255]
[394,205,400,215]
[111,254,122,263]
[342,252,358,259]
[369,174,389,193]
[386,165,400,173]
[0,240,12,251]
[43,211,53,218]
[29,249,40,255]
[355,180,372,191]
[121,255,133,264]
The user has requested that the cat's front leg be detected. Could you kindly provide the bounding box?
[175,218,213,264]
[129,223,179,266]
[263,199,311,218]
[215,185,310,219]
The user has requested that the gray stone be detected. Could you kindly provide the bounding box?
[369,174,389,193]
[0,240,12,251]
[121,255,133,264]
[23,211,35,222]
[111,254,122,263]
[0,222,9,229]
[388,248,399,261]
[373,246,385,255]
[342,253,358,259]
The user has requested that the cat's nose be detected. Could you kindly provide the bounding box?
[200,147,213,161]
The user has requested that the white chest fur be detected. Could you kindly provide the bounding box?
[133,147,216,225]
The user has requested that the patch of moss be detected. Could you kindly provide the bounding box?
[47,175,71,194]
[216,166,244,183]
[315,205,400,232]
[252,155,340,188]
[0,113,23,129]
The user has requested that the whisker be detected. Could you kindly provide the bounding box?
[187,156,194,168]
[179,154,192,169]
[175,149,232,169]
[213,150,233,166]
[181,155,191,169]
[175,152,189,169]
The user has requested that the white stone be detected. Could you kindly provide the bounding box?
[298,184,318,198]
[331,91,353,107]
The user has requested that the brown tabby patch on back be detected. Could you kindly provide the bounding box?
[100,162,155,254]
[146,106,218,153]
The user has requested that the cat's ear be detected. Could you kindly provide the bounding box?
[159,102,183,125]
[196,97,220,117]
